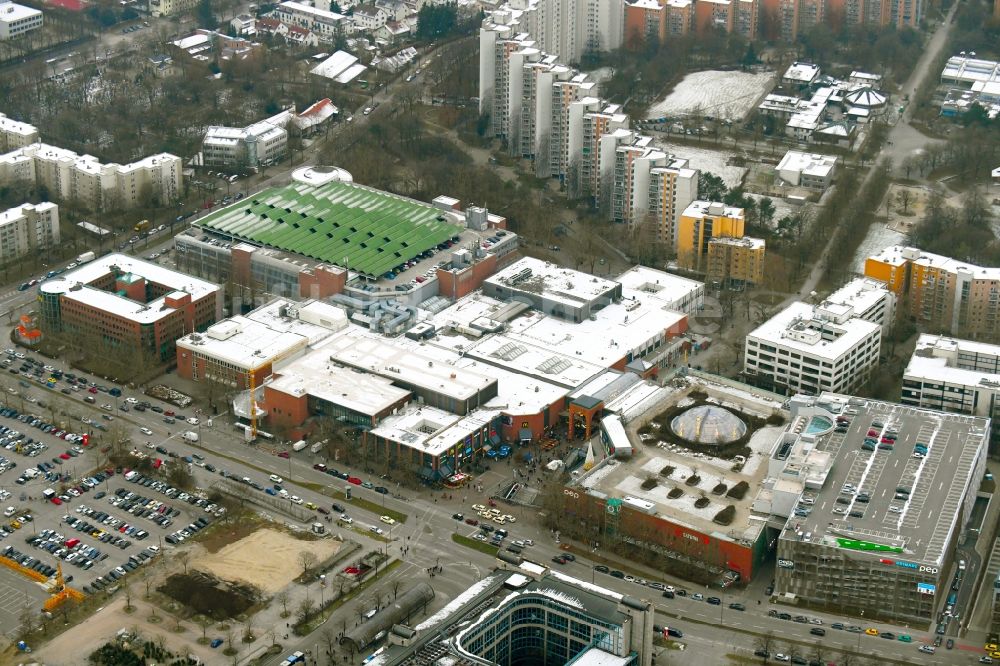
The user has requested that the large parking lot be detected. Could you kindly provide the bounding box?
[0,398,216,598]
[0,564,48,637]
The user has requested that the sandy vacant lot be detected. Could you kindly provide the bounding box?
[196,528,339,595]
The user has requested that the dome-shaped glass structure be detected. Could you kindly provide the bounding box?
[670,405,747,445]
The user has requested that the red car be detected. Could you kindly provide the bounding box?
[87,387,98,394]
[465,518,479,526]
[58,453,70,460]
[49,497,62,505]
[164,410,175,417]
[277,451,289,459]
[313,464,327,472]
[347,476,362,486]
[880,437,894,444]
[867,429,878,437]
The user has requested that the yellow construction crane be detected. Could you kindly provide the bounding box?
[43,563,84,613]
[248,359,267,440]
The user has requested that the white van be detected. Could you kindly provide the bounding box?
[182,431,198,442]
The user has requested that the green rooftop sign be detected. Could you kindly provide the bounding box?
[836,538,903,553]
[197,181,458,278]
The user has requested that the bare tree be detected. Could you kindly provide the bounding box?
[298,550,318,578]
[276,590,290,618]
[391,579,402,600]
[297,597,316,625]
[896,189,913,214]
[809,642,827,666]
[320,626,337,657]
[177,551,191,575]
[753,632,775,662]
[19,606,36,635]
[124,583,133,611]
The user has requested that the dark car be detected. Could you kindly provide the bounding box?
[946,639,954,649]
[374,486,389,495]
[881,632,896,640]
[810,628,826,636]
[728,602,745,611]
[452,513,464,520]
[662,590,675,599]
[551,556,567,565]
[593,565,609,573]
[707,597,721,605]
[332,503,345,513]
[609,570,625,579]
[562,553,575,562]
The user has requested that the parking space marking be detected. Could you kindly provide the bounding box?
[0,564,48,636]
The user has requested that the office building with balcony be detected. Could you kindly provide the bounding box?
[744,298,881,395]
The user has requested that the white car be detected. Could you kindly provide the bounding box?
[369,526,384,535]
[379,515,396,525]
[3,507,14,517]
[471,504,486,512]
[774,655,789,663]
[339,514,353,524]
[290,495,303,505]
[126,397,138,404]
[269,474,283,484]
[363,107,372,115]
[139,427,153,436]
[186,417,199,425]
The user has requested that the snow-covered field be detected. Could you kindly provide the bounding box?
[660,142,746,187]
[852,223,905,273]
[646,70,775,121]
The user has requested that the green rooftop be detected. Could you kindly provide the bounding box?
[835,538,903,553]
[196,180,459,277]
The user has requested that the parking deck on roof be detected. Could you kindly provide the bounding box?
[194,180,458,278]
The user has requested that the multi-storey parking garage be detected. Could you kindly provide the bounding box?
[775,393,989,625]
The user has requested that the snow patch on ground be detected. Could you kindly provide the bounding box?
[646,70,775,121]
[661,143,746,187]
[852,223,906,273]
[415,575,498,631]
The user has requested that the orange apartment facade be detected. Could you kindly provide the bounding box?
[865,246,1000,341]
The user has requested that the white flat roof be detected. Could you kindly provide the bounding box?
[613,265,704,312]
[0,2,41,23]
[905,334,1000,388]
[426,289,687,390]
[485,256,618,310]
[777,150,837,178]
[40,253,219,324]
[0,201,55,227]
[336,62,367,84]
[269,355,409,417]
[748,301,880,360]
[178,316,308,369]
[942,55,1000,84]
[0,113,36,137]
[172,33,210,50]
[310,50,357,79]
[319,327,496,402]
[784,62,820,82]
[824,278,889,316]
[370,405,500,457]
[279,0,345,21]
[681,200,744,220]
